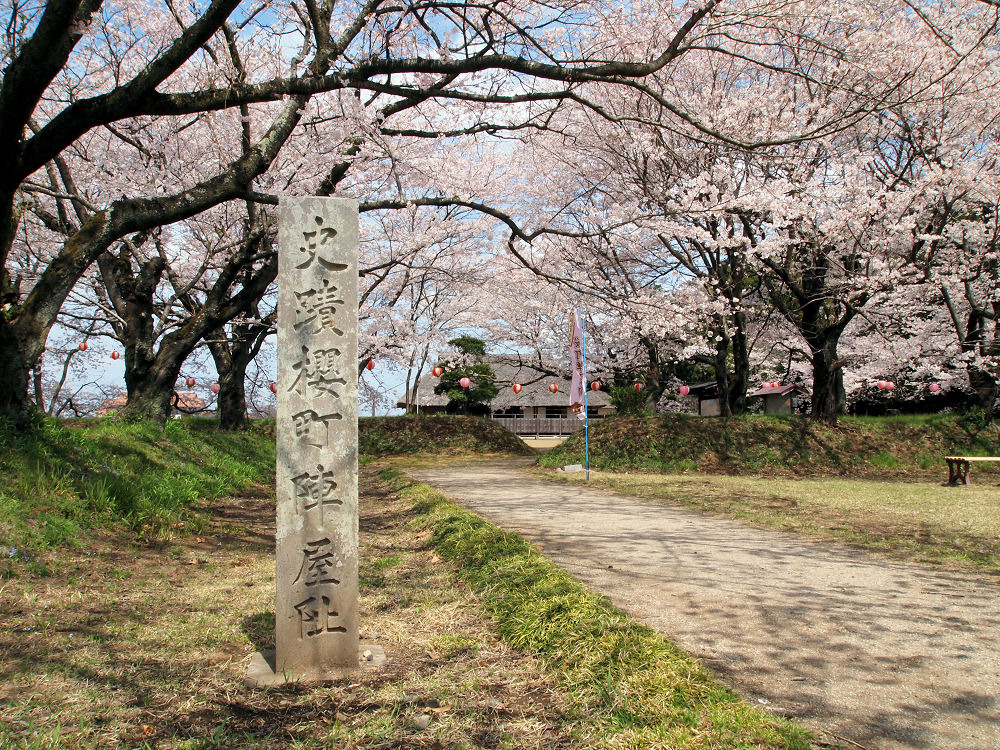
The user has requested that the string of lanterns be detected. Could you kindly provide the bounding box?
[84,343,950,404]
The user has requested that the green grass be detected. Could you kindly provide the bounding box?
[0,417,275,576]
[535,469,1000,571]
[386,467,816,749]
[542,413,1000,478]
[360,415,534,457]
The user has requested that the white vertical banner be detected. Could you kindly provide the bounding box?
[569,309,586,420]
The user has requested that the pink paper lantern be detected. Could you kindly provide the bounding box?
[548,383,559,393]
[460,377,471,388]
[876,380,886,390]
[211,383,220,394]
[679,385,690,396]
[885,381,895,391]
[512,383,522,394]
[929,383,941,393]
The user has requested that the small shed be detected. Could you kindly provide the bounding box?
[749,384,807,415]
[686,381,721,416]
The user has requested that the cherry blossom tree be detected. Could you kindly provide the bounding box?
[4,0,739,425]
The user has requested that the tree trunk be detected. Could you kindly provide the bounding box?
[209,339,251,430]
[960,312,999,413]
[640,337,667,411]
[0,324,32,426]
[217,368,249,430]
[116,332,187,423]
[119,376,176,422]
[968,367,999,413]
[711,336,733,418]
[727,311,750,416]
[809,340,844,426]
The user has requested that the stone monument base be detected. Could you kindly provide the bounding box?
[244,644,386,688]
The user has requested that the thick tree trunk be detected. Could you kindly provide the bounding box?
[968,367,999,413]
[711,337,733,418]
[728,313,750,416]
[118,378,176,422]
[809,340,845,426]
[960,315,1000,413]
[641,337,667,412]
[0,324,32,426]
[217,369,249,430]
[703,312,750,418]
[209,340,250,430]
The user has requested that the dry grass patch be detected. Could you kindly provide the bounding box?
[532,469,1000,571]
[0,471,577,749]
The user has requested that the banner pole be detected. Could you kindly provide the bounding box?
[580,307,590,482]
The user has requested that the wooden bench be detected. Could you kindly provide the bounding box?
[944,456,1000,485]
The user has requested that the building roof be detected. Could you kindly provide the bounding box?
[96,395,127,417]
[749,384,807,398]
[685,381,719,396]
[401,357,614,410]
[97,391,208,416]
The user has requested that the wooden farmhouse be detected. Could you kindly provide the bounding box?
[399,358,615,436]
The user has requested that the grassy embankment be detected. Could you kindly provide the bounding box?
[360,414,535,459]
[541,413,1000,477]
[537,414,1000,571]
[1,416,820,749]
[0,417,276,576]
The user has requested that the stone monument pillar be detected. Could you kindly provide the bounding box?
[247,197,382,686]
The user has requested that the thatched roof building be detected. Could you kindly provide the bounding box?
[400,357,614,423]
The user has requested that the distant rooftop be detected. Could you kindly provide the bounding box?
[400,357,614,410]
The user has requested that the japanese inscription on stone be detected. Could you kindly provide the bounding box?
[275,197,359,676]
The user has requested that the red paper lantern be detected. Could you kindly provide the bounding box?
[548,382,559,393]
[185,376,196,387]
[460,377,471,388]
[78,341,88,352]
[929,383,941,393]
[110,351,120,360]
[634,382,644,392]
[432,366,443,378]
[269,382,277,394]
[211,383,220,394]
[679,385,690,396]
[366,359,375,371]
[591,381,601,391]
[512,383,522,394]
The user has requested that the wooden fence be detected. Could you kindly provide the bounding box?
[489,415,590,436]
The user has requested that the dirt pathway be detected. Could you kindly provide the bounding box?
[411,459,1000,750]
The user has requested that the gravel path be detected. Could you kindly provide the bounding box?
[411,459,1000,750]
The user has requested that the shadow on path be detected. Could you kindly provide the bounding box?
[413,459,1000,750]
